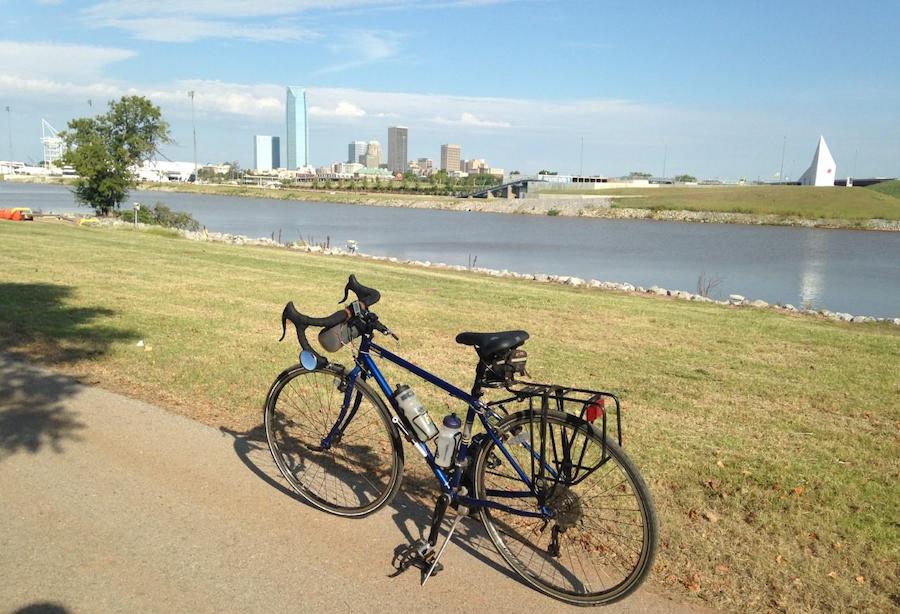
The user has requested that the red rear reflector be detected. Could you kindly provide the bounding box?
[586,397,605,423]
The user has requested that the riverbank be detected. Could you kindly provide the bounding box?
[7,175,900,231]
[2,218,897,613]
[95,215,900,324]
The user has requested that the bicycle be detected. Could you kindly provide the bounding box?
[264,275,658,606]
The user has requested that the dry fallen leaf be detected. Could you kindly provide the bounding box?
[855,575,865,585]
[776,555,785,564]
[792,486,804,496]
[702,510,720,523]
[716,460,724,468]
[827,571,837,579]
[715,564,730,574]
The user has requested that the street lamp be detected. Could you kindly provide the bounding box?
[4,105,12,163]
[188,90,197,182]
[133,202,140,228]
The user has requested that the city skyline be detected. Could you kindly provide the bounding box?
[1,2,899,179]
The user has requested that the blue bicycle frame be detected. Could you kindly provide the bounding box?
[319,334,550,519]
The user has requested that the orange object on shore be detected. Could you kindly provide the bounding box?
[0,208,32,221]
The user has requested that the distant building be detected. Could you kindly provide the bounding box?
[441,144,461,172]
[464,159,487,174]
[799,136,837,186]
[416,158,434,175]
[348,141,367,165]
[387,126,408,173]
[253,135,281,171]
[364,141,382,168]
[286,86,309,169]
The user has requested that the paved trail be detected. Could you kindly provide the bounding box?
[0,356,710,614]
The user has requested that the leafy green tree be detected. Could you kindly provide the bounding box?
[628,171,652,179]
[61,96,171,216]
[674,174,697,183]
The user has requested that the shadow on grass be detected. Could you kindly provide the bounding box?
[0,283,138,365]
[220,424,522,586]
[0,283,137,461]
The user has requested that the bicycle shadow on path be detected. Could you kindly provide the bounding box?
[220,424,524,586]
[0,283,137,463]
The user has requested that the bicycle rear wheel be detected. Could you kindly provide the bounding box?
[264,364,403,517]
[474,409,657,606]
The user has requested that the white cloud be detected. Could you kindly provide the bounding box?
[81,0,518,42]
[0,40,135,81]
[315,30,403,74]
[309,101,367,117]
[431,112,512,128]
[93,17,313,43]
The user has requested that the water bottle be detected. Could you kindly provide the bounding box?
[434,414,462,468]
[394,385,438,442]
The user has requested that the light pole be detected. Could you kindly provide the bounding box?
[188,90,197,181]
[4,105,12,163]
[579,136,584,176]
[134,203,140,228]
[661,144,668,180]
[779,135,786,183]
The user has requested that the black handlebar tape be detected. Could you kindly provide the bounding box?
[279,301,349,356]
[340,274,381,308]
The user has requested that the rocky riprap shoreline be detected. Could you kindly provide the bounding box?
[74,217,899,326]
[169,224,899,327]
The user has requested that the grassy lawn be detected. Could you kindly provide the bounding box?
[866,179,900,199]
[1,220,898,612]
[556,185,900,221]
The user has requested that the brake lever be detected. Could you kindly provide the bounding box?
[374,321,400,342]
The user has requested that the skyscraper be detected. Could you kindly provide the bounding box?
[348,141,367,164]
[387,126,408,173]
[253,135,281,171]
[286,86,309,169]
[440,144,461,172]
[364,141,382,168]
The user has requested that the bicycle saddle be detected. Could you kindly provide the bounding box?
[455,330,529,361]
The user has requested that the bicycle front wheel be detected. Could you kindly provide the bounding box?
[474,409,658,606]
[264,364,403,517]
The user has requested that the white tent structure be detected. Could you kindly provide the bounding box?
[799,136,837,186]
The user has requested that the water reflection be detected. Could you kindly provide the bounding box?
[798,230,827,310]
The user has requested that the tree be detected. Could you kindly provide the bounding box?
[62,96,170,216]
[674,174,697,183]
[628,171,652,179]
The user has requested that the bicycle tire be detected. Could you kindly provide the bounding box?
[473,409,657,606]
[264,364,404,517]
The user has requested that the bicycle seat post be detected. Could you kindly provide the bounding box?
[470,362,486,398]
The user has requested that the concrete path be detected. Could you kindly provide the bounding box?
[0,355,709,614]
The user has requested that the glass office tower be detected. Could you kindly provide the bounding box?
[286,86,308,169]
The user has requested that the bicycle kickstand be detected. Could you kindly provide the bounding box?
[420,487,469,586]
[421,510,462,586]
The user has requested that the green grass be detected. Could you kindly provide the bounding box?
[1,220,898,612]
[551,185,900,221]
[866,179,900,199]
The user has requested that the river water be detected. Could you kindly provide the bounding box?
[3,182,898,318]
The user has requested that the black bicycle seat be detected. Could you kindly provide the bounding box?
[455,330,529,361]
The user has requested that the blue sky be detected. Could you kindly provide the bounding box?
[2,0,899,179]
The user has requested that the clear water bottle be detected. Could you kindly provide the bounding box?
[434,413,462,468]
[394,385,438,442]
